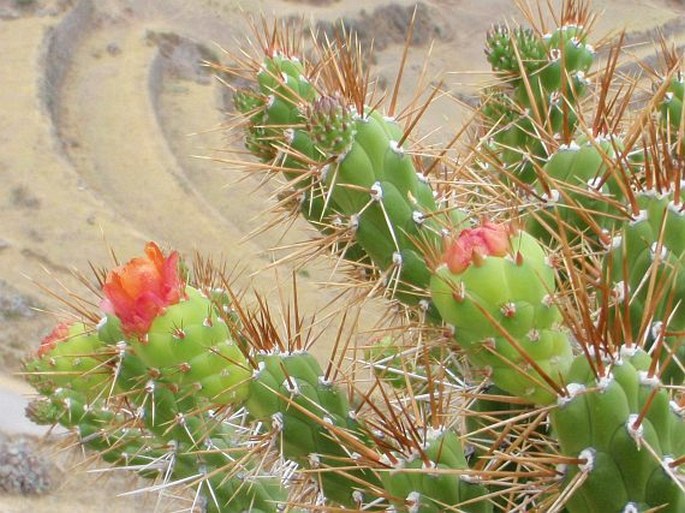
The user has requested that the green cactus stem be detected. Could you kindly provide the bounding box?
[604,188,685,385]
[233,44,470,314]
[661,72,684,146]
[525,136,628,246]
[24,321,112,401]
[551,347,685,513]
[481,22,595,184]
[429,221,573,404]
[380,429,491,513]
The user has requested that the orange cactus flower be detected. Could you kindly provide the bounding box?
[101,242,185,336]
[444,221,511,274]
[38,322,72,357]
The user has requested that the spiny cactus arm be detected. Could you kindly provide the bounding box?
[485,25,547,77]
[524,135,630,247]
[550,348,685,513]
[25,242,494,512]
[209,298,494,512]
[24,321,114,401]
[428,220,573,404]
[23,245,290,513]
[379,429,492,513]
[26,354,287,513]
[26,389,179,480]
[50,243,358,508]
[481,5,596,184]
[229,34,470,313]
[601,139,685,387]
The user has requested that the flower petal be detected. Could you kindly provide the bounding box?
[100,242,185,336]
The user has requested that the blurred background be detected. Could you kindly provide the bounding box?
[0,0,683,510]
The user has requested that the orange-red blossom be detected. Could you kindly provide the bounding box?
[101,242,185,336]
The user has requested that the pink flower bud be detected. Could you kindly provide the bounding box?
[38,322,72,357]
[444,221,511,274]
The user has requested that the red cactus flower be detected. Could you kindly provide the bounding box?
[444,221,511,274]
[38,322,72,357]
[101,242,185,336]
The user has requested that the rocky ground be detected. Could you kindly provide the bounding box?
[0,0,683,510]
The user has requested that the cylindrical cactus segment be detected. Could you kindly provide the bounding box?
[380,429,492,513]
[429,222,573,404]
[480,91,549,184]
[243,350,380,506]
[605,190,685,384]
[22,244,294,512]
[120,359,289,513]
[510,25,593,117]
[526,137,627,245]
[27,347,289,513]
[482,24,595,184]
[537,26,594,92]
[124,286,252,404]
[258,53,316,104]
[550,348,685,513]
[26,388,173,480]
[98,285,253,404]
[235,51,469,310]
[234,57,380,268]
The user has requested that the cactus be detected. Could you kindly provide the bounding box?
[25,242,494,512]
[22,2,685,512]
[524,136,628,246]
[231,36,470,314]
[25,239,683,511]
[429,220,573,404]
[24,321,111,400]
[551,347,685,513]
[25,246,287,512]
[603,169,685,385]
[481,10,595,184]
